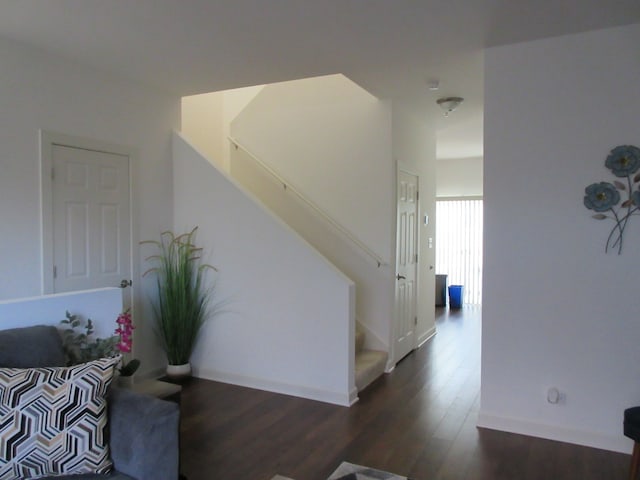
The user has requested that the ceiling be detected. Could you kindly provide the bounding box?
[0,0,638,160]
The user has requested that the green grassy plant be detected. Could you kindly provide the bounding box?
[142,227,216,365]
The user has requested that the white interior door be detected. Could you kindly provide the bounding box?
[51,144,131,293]
[394,169,419,364]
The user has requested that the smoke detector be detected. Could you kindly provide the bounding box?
[426,78,440,91]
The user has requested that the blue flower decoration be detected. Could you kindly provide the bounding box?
[584,182,620,212]
[605,145,640,177]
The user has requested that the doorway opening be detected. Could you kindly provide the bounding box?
[435,198,483,306]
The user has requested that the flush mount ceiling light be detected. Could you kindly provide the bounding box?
[437,96,464,116]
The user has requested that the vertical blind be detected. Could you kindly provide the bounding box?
[435,199,483,305]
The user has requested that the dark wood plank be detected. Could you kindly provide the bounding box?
[178,306,630,480]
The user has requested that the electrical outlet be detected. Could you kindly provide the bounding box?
[547,387,566,405]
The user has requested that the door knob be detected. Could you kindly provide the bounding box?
[120,279,133,288]
[396,274,406,280]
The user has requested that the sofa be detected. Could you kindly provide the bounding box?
[0,325,180,480]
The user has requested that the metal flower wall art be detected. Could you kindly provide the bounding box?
[584,145,640,254]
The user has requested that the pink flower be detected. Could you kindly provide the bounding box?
[114,310,135,354]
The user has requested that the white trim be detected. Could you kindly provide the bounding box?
[39,131,54,296]
[193,366,354,407]
[385,327,435,373]
[387,161,399,372]
[348,387,359,406]
[39,130,141,359]
[477,411,633,454]
[417,326,436,348]
[392,164,420,364]
[39,130,139,295]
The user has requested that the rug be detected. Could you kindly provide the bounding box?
[270,461,411,480]
[327,462,410,480]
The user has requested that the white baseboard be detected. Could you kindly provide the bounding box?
[348,387,359,406]
[193,366,353,407]
[384,326,436,373]
[417,326,436,348]
[477,411,633,454]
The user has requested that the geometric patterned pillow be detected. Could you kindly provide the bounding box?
[0,356,120,480]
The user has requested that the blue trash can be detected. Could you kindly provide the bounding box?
[448,285,464,309]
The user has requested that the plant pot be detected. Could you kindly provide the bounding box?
[166,362,191,379]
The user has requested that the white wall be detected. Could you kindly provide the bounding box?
[230,74,395,349]
[436,156,483,197]
[231,74,394,263]
[181,85,264,171]
[181,91,225,168]
[392,105,438,350]
[172,133,356,406]
[0,288,121,339]
[222,85,265,166]
[481,23,640,453]
[231,146,390,352]
[0,37,180,377]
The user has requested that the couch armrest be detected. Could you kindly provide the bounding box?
[107,387,180,480]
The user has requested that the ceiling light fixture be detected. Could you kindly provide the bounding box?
[437,96,464,116]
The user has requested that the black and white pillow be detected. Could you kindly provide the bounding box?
[0,356,119,479]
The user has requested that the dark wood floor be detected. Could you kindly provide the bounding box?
[179,306,630,479]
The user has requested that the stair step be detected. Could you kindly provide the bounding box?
[355,349,387,392]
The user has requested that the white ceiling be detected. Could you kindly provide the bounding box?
[0,0,638,160]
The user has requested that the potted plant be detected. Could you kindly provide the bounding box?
[142,227,216,379]
[59,310,141,387]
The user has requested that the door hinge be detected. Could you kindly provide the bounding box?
[416,190,419,201]
[51,167,55,180]
[415,253,418,263]
[414,316,418,325]
[53,265,57,279]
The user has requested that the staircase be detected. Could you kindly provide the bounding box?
[229,138,390,395]
[355,322,387,392]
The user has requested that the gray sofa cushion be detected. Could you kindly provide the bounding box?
[0,325,65,367]
[108,387,180,480]
[48,473,135,480]
[0,325,180,480]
